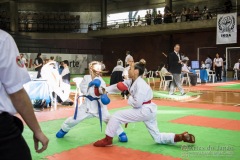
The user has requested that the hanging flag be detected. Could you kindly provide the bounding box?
[216,12,237,44]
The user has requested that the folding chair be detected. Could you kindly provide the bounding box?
[147,71,155,86]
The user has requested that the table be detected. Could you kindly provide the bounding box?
[23,80,51,105]
[200,69,208,82]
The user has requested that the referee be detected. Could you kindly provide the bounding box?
[0,29,49,160]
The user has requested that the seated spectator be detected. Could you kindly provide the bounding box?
[201,61,206,69]
[112,60,124,73]
[159,62,172,80]
[182,60,198,86]
[110,60,124,85]
[205,56,213,69]
[233,59,240,80]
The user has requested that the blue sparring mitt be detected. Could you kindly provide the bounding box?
[100,94,110,105]
[88,79,101,88]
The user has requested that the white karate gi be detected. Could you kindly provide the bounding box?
[106,76,176,144]
[61,75,124,135]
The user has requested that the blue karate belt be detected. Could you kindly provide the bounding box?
[73,95,103,132]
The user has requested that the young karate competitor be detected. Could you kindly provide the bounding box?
[94,59,195,147]
[56,61,128,142]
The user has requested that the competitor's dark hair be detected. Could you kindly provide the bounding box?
[134,59,146,76]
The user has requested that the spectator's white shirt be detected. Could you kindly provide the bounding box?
[21,57,27,65]
[182,64,190,72]
[214,58,223,67]
[233,62,240,70]
[205,58,212,69]
[125,54,132,64]
[122,66,130,78]
[61,66,70,77]
[160,67,169,75]
[112,65,124,73]
[0,30,31,115]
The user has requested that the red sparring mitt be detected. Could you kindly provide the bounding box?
[94,87,100,96]
[117,82,128,91]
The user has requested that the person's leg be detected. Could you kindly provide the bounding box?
[173,74,185,94]
[144,115,175,144]
[216,67,220,80]
[95,107,127,142]
[94,107,153,147]
[0,113,31,160]
[37,69,41,78]
[219,67,222,80]
[169,74,177,95]
[56,107,92,138]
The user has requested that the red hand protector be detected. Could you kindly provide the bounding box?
[117,82,128,91]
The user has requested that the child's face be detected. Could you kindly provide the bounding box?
[128,63,138,79]
[90,64,101,77]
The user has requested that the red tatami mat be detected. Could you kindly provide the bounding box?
[171,115,240,131]
[46,144,181,160]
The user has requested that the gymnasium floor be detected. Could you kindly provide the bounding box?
[20,78,240,160]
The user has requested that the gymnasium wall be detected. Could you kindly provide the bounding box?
[101,29,240,71]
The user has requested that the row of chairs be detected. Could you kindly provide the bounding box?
[146,70,218,90]
[19,12,80,22]
[19,22,80,32]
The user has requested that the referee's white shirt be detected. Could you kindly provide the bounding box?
[0,30,30,115]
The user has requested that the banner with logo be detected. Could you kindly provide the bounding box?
[217,12,237,44]
[21,53,103,74]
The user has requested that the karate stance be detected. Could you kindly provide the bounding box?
[56,61,127,142]
[94,59,195,147]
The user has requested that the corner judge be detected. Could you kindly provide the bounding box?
[0,29,49,160]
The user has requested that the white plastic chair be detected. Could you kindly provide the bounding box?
[73,77,83,106]
[159,71,173,90]
[208,70,216,83]
[195,70,201,83]
[147,71,155,86]
[181,73,191,86]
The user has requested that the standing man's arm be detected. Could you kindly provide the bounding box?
[0,32,49,154]
[9,89,49,153]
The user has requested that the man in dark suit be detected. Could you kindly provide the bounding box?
[168,44,185,96]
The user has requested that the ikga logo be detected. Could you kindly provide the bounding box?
[218,15,235,33]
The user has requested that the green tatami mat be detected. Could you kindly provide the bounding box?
[23,105,240,160]
[216,84,240,90]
